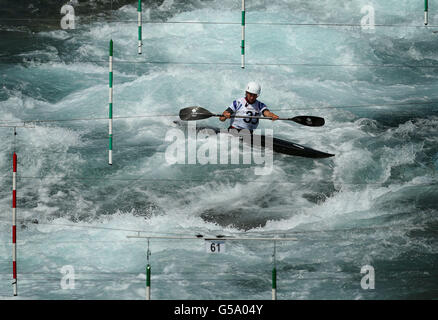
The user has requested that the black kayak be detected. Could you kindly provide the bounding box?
[173,121,335,159]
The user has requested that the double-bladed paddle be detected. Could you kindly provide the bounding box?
[179,106,325,127]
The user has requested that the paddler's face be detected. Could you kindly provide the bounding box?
[245,92,258,104]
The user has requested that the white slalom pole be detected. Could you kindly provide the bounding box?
[109,39,113,165]
[241,0,245,68]
[12,152,17,296]
[138,0,142,54]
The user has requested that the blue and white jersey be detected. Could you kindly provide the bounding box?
[228,97,268,130]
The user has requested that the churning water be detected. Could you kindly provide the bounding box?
[0,0,437,299]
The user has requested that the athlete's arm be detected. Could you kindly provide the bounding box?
[263,109,279,121]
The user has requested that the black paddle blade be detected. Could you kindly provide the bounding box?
[179,106,214,121]
[290,116,325,127]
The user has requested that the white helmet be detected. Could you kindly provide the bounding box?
[245,82,261,95]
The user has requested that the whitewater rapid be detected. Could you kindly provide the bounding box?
[0,0,437,299]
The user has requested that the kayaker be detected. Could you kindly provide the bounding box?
[219,82,279,132]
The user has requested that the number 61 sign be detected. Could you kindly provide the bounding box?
[206,241,225,253]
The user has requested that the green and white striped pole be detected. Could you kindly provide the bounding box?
[146,264,151,300]
[272,241,277,300]
[425,0,429,25]
[272,266,277,300]
[138,0,142,54]
[146,239,151,300]
[109,39,113,165]
[241,0,245,69]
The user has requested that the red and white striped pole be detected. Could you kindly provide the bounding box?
[12,152,17,296]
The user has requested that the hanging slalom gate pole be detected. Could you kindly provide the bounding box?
[138,0,142,54]
[272,241,277,300]
[146,264,151,300]
[272,267,277,300]
[425,0,429,25]
[12,151,17,296]
[241,0,245,68]
[109,39,113,165]
[146,239,151,300]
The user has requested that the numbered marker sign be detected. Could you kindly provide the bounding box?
[206,241,225,254]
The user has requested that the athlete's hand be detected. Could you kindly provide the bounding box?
[263,110,279,121]
[220,111,231,122]
[265,111,279,121]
